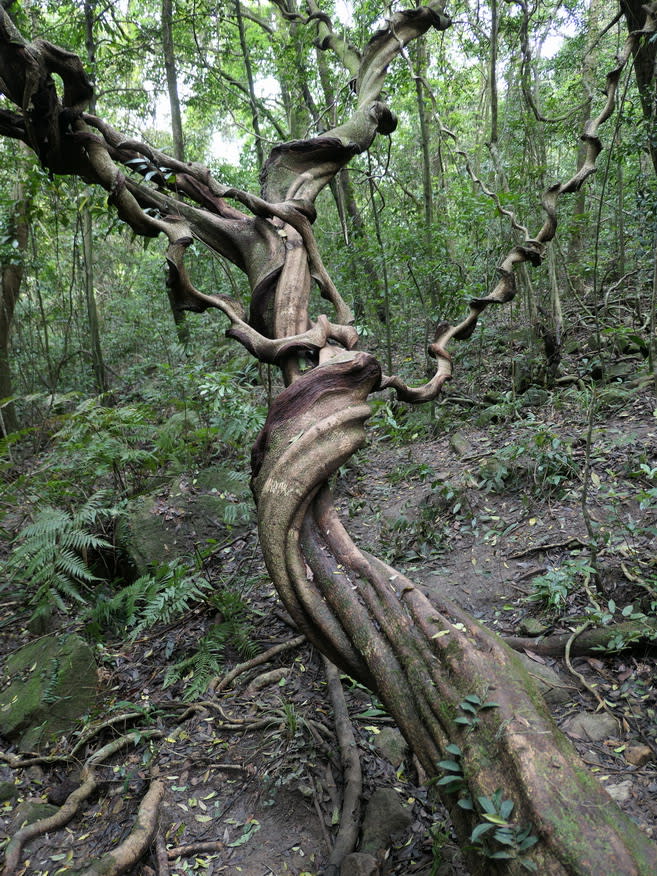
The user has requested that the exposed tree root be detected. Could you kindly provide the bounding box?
[321,656,363,875]
[210,634,306,693]
[71,778,164,876]
[155,831,169,876]
[505,618,657,656]
[1,731,161,876]
[166,840,225,858]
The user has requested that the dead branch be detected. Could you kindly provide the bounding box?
[505,618,657,656]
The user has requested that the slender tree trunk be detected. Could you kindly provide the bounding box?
[161,0,190,344]
[161,0,184,162]
[414,37,434,260]
[569,0,602,263]
[234,0,264,168]
[0,176,28,435]
[82,0,108,392]
[621,0,657,175]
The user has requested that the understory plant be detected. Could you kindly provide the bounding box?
[2,492,119,624]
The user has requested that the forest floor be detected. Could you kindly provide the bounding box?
[1,344,657,875]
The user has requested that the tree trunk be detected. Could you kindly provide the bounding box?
[161,0,190,344]
[621,0,657,175]
[0,175,28,436]
[82,0,108,392]
[1,2,657,872]
[251,354,657,875]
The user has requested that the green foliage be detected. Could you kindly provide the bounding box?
[369,400,430,445]
[468,790,539,870]
[91,559,211,638]
[433,747,538,870]
[196,356,266,454]
[162,588,258,701]
[478,429,577,499]
[454,694,500,731]
[2,492,118,623]
[53,397,158,496]
[90,560,257,700]
[528,558,597,614]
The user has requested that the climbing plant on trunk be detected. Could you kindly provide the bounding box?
[1,2,657,873]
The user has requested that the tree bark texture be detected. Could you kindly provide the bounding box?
[1,2,657,872]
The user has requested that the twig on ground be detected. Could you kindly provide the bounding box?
[564,622,613,716]
[509,536,588,559]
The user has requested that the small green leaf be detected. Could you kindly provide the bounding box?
[437,760,462,773]
[478,795,495,814]
[445,743,462,756]
[436,775,464,788]
[500,799,514,820]
[471,822,495,842]
[482,813,510,826]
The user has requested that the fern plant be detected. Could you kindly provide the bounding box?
[90,559,212,638]
[91,562,258,701]
[3,492,118,622]
[163,588,258,700]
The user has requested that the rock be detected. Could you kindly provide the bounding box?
[478,458,509,490]
[0,634,97,751]
[519,387,550,407]
[10,799,60,832]
[360,789,412,856]
[518,654,572,705]
[475,403,513,427]
[605,780,633,803]
[449,431,471,458]
[625,744,653,767]
[118,464,253,575]
[518,617,549,636]
[598,386,630,410]
[341,852,379,875]
[372,727,408,768]
[605,361,635,381]
[117,494,176,575]
[561,712,619,742]
[0,780,17,802]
